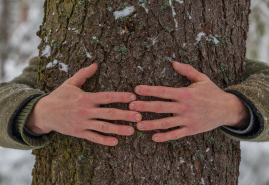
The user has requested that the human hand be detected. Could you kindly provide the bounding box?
[25,63,142,146]
[129,62,250,142]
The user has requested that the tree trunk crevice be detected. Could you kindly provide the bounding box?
[33,0,250,184]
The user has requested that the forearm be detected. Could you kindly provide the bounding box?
[220,60,269,141]
[0,57,53,150]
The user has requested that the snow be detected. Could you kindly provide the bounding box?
[137,66,144,72]
[139,0,148,13]
[195,32,219,45]
[46,60,68,73]
[180,157,185,164]
[119,29,126,35]
[148,37,158,45]
[196,32,206,44]
[175,0,184,4]
[210,35,219,45]
[113,6,134,20]
[169,0,178,30]
[200,178,205,184]
[165,57,174,63]
[1,1,269,185]
[83,44,92,58]
[59,62,69,72]
[41,45,51,58]
[187,12,192,19]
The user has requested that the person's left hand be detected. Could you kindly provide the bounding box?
[129,61,250,142]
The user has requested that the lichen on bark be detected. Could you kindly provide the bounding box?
[33,0,250,184]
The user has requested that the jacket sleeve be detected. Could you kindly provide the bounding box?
[0,57,55,150]
[220,59,269,142]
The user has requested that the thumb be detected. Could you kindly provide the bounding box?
[173,61,208,83]
[65,63,98,88]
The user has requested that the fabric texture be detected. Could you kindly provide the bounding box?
[13,94,56,147]
[0,57,52,150]
[220,60,269,141]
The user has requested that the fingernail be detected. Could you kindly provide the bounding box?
[112,139,117,145]
[127,127,133,134]
[130,94,136,101]
[136,86,142,94]
[153,136,159,141]
[137,122,144,129]
[133,114,141,121]
[130,103,136,110]
[174,61,182,67]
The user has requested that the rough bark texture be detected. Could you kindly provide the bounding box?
[32,0,251,184]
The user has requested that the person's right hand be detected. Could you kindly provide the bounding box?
[25,63,142,146]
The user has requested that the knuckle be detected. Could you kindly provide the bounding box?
[99,122,109,133]
[160,119,171,129]
[155,103,164,113]
[172,133,180,140]
[107,108,115,117]
[90,136,98,143]
[105,93,113,103]
[76,94,89,105]
[158,88,167,97]
[74,108,88,117]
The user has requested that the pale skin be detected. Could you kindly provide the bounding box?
[25,61,250,146]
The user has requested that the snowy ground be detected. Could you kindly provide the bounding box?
[0,0,269,185]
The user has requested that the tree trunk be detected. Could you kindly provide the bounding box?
[32,0,250,184]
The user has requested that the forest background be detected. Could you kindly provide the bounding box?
[0,0,269,184]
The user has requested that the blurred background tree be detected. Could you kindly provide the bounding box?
[0,0,268,185]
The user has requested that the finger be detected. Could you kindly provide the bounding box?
[136,117,186,131]
[91,92,136,105]
[135,85,178,100]
[65,63,98,88]
[86,120,134,136]
[152,127,190,142]
[129,101,181,114]
[81,130,118,146]
[90,108,142,122]
[173,61,208,83]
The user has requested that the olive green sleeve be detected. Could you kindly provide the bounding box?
[0,57,55,150]
[220,59,269,142]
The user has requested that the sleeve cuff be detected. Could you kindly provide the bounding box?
[221,99,255,134]
[13,94,56,147]
[220,90,264,140]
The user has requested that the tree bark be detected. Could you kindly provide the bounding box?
[32,0,250,184]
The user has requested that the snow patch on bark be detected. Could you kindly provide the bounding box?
[41,45,51,58]
[175,0,184,4]
[113,6,134,20]
[139,0,149,13]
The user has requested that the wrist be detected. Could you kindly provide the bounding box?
[224,93,250,129]
[25,96,51,135]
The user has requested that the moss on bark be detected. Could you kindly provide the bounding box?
[33,0,250,184]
